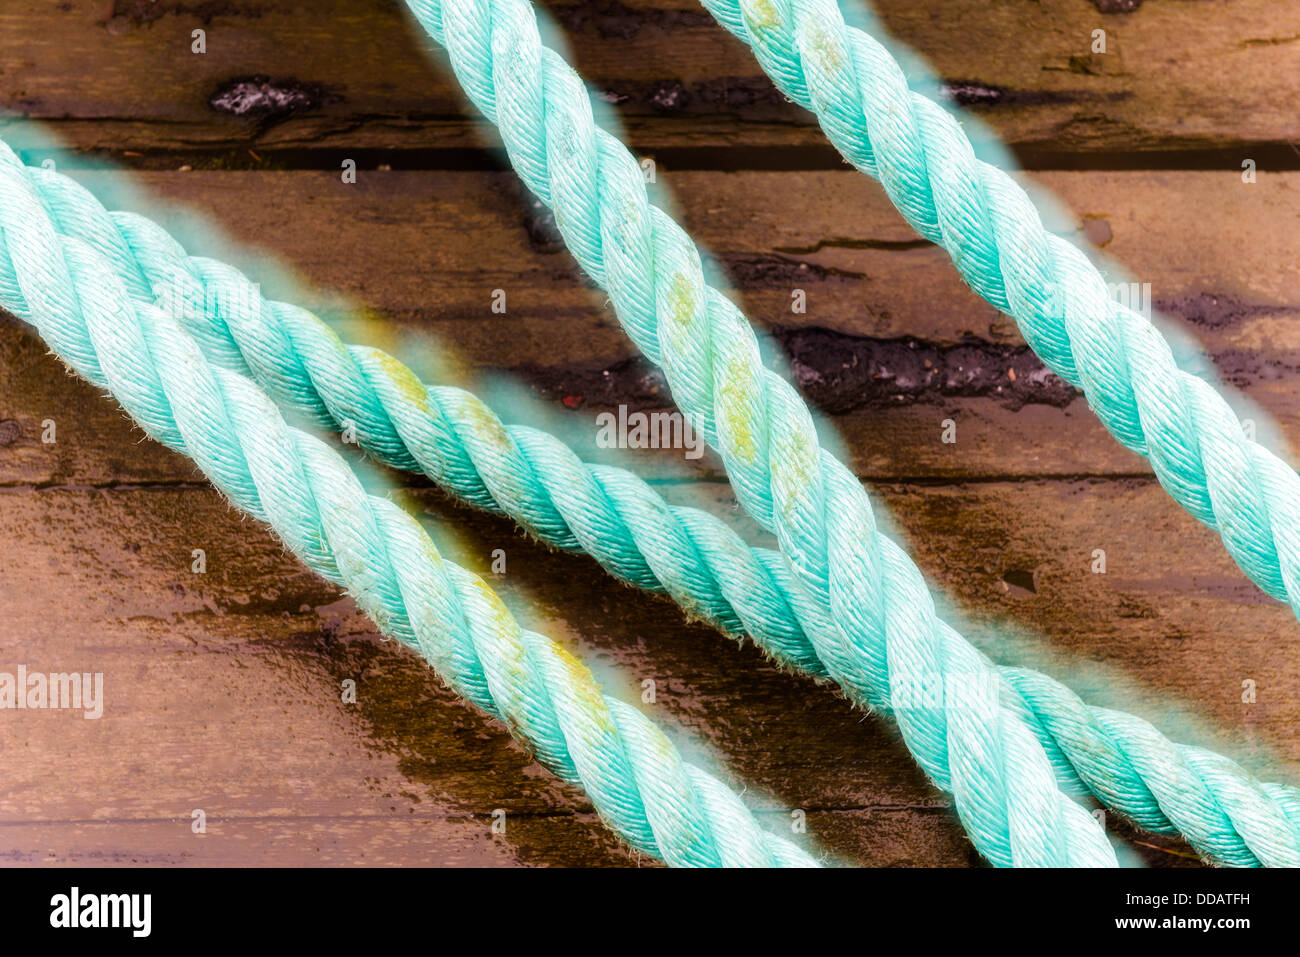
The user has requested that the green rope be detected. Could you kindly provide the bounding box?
[700,0,1300,615]
[398,0,1300,865]
[0,144,818,869]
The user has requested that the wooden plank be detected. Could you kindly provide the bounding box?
[4,8,1299,868]
[2,168,1297,487]
[0,484,959,866]
[1,471,1293,865]
[1,0,1297,160]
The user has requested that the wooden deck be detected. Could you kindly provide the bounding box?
[1,0,1299,867]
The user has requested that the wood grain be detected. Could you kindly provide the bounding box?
[1,1,1298,162]
[1,0,1298,868]
[4,477,1294,867]
[1,169,1296,488]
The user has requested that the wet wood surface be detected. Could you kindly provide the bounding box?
[1,0,1299,867]
[3,0,1299,159]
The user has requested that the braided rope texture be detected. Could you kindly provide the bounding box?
[400,0,1300,865]
[0,152,819,869]
[410,0,1121,868]
[9,144,1300,867]
[699,0,1300,617]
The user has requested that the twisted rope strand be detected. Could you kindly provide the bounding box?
[697,0,1300,617]
[6,146,1296,867]
[0,167,817,869]
[409,0,1119,868]
[402,0,1300,865]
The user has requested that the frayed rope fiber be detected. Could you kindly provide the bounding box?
[698,0,1300,618]
[7,142,1299,867]
[0,152,819,869]
[400,0,1300,865]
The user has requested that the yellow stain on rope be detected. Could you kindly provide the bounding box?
[717,350,759,466]
[375,349,431,413]
[744,0,782,34]
[548,639,619,739]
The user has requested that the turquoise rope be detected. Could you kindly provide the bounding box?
[401,0,1300,865]
[698,0,1300,618]
[448,0,1112,867]
[9,142,1299,866]
[0,161,818,869]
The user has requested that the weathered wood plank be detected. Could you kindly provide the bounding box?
[2,168,1297,487]
[3,12,1298,867]
[0,484,967,866]
[1,470,1294,865]
[1,0,1297,160]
